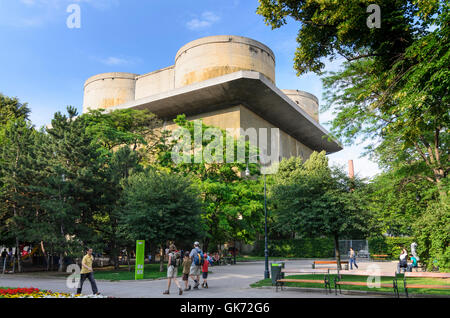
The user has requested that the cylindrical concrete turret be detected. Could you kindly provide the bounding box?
[83,72,137,113]
[174,35,275,88]
[281,89,319,122]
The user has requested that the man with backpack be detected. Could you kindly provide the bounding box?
[189,241,204,289]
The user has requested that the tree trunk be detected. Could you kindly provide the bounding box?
[15,238,21,273]
[58,252,64,272]
[203,237,210,255]
[159,245,164,272]
[127,249,131,272]
[334,235,341,270]
[112,241,119,270]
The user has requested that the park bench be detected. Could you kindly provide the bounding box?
[332,270,401,297]
[371,254,389,261]
[312,260,349,270]
[275,268,332,293]
[402,272,450,298]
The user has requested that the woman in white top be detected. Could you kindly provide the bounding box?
[398,248,408,272]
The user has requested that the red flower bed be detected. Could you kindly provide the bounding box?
[0,287,41,296]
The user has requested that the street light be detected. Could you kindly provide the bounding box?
[246,155,270,279]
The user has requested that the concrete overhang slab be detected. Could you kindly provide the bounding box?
[109,71,343,154]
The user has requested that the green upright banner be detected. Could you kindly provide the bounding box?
[135,240,145,280]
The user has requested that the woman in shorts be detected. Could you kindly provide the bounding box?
[163,244,182,295]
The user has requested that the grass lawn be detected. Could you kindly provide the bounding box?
[250,274,450,296]
[93,264,199,281]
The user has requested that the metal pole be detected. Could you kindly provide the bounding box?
[264,174,269,279]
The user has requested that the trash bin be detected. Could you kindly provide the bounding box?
[270,262,285,285]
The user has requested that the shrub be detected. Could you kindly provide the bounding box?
[368,237,415,259]
[251,238,335,258]
[414,197,450,271]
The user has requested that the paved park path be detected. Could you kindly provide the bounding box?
[0,260,396,298]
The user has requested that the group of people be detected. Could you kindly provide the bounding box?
[348,242,420,273]
[398,242,419,273]
[164,241,210,295]
[74,241,218,296]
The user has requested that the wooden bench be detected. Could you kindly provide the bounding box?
[402,272,450,297]
[332,270,401,297]
[371,254,389,261]
[312,260,349,270]
[275,268,332,293]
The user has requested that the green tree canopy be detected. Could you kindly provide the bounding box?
[120,169,203,271]
[257,1,449,197]
[271,152,372,266]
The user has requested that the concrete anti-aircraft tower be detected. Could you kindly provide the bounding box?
[82,35,341,159]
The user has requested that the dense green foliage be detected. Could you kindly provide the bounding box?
[414,197,450,271]
[155,114,264,252]
[257,0,449,271]
[368,237,415,259]
[270,152,372,267]
[1,86,447,271]
[252,238,335,258]
[120,169,203,270]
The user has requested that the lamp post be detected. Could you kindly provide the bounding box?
[245,156,270,279]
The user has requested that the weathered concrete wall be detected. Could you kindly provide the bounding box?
[83,72,137,113]
[162,105,313,161]
[239,106,313,160]
[281,89,319,123]
[135,66,175,100]
[163,106,241,138]
[174,35,275,88]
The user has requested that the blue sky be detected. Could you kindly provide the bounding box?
[0,0,381,178]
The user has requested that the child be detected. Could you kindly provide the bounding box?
[201,253,210,288]
[182,251,192,291]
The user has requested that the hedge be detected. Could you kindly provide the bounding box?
[251,237,414,259]
[251,238,335,258]
[368,237,415,259]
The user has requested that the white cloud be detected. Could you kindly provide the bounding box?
[96,56,141,66]
[186,11,220,30]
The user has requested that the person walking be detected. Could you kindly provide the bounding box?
[349,247,358,270]
[201,253,210,288]
[189,241,203,289]
[163,244,183,295]
[182,251,192,291]
[77,248,99,295]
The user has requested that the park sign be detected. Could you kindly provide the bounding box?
[135,240,145,280]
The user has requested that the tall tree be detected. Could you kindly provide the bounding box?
[366,171,436,236]
[0,118,36,272]
[271,152,371,267]
[156,114,263,252]
[0,93,30,126]
[257,1,449,197]
[33,107,105,271]
[120,169,203,271]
